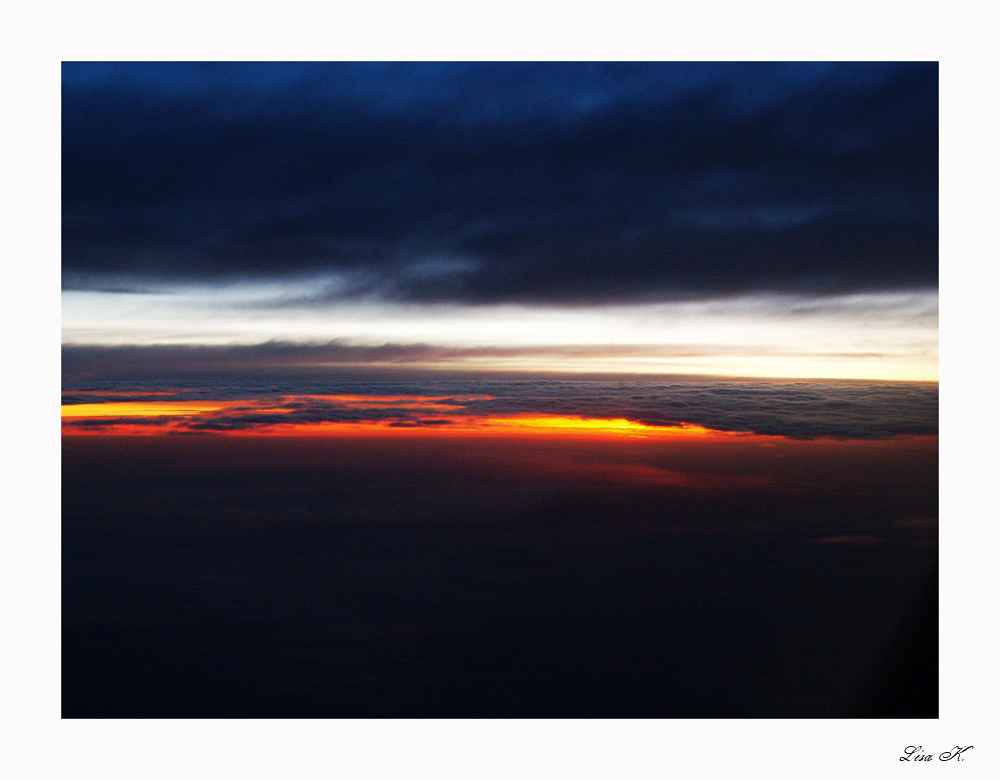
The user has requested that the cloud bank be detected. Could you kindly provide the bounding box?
[63,62,937,305]
[62,378,937,440]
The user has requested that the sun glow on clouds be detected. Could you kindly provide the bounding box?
[60,395,496,420]
[60,397,721,439]
[61,281,938,381]
[61,380,937,440]
[60,401,242,418]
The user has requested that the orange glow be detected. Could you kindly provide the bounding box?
[480,415,716,436]
[60,394,498,418]
[197,416,729,439]
[61,395,739,440]
[61,401,243,418]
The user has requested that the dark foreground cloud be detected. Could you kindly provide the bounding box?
[63,62,937,304]
[63,377,937,440]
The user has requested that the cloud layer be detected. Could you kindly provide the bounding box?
[62,378,937,440]
[63,62,937,305]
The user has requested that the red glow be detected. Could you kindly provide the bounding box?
[62,395,737,440]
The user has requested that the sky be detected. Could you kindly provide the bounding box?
[62,62,938,381]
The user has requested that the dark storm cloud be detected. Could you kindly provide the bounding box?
[63,373,937,440]
[63,62,937,304]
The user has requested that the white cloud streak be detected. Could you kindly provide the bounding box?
[62,284,938,381]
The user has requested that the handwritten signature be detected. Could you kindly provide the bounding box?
[900,746,974,762]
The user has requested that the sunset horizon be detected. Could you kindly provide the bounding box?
[63,61,938,720]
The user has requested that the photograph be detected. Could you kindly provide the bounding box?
[61,61,938,720]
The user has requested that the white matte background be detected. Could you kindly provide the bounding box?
[5,2,992,778]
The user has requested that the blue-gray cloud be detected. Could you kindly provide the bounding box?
[63,62,937,305]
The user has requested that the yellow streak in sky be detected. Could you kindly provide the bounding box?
[60,402,731,439]
[61,402,236,418]
[481,415,717,437]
